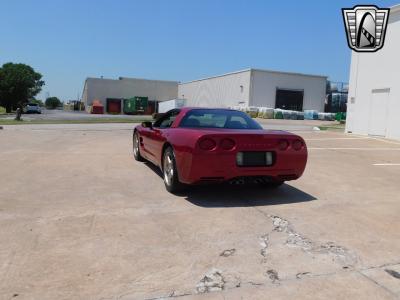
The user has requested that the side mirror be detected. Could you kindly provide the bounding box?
[142,121,153,129]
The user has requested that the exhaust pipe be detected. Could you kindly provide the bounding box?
[229,178,245,185]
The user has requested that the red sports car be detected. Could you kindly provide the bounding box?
[133,108,307,193]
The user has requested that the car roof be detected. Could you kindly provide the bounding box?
[180,107,237,113]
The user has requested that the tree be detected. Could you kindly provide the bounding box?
[30,99,44,107]
[45,97,61,109]
[0,63,45,113]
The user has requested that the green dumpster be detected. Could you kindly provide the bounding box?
[335,112,347,121]
[274,109,283,119]
[123,97,148,114]
[123,98,136,114]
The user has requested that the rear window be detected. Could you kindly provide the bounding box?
[28,103,38,106]
[179,109,262,129]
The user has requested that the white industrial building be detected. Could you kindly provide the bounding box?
[82,77,178,113]
[346,5,400,139]
[178,69,327,112]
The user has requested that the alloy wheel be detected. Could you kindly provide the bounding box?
[163,153,174,186]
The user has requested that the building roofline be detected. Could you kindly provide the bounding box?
[391,4,400,13]
[81,76,178,101]
[179,68,327,85]
[85,76,179,84]
[179,69,252,84]
[251,68,328,79]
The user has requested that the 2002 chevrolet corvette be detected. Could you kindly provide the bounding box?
[133,107,307,193]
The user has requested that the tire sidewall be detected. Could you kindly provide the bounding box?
[163,147,181,193]
[133,132,143,161]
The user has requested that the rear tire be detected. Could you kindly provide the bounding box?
[133,132,144,161]
[162,147,184,193]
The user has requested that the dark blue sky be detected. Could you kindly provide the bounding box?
[1,0,398,101]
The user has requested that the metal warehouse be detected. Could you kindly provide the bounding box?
[346,5,400,140]
[82,77,178,114]
[178,69,327,111]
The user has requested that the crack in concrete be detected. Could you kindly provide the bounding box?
[144,291,192,300]
[385,269,400,279]
[259,234,269,257]
[143,262,400,300]
[143,208,396,300]
[296,272,311,279]
[357,270,400,299]
[245,281,264,286]
[266,269,280,283]
[196,268,226,293]
[264,214,358,267]
[314,242,358,266]
[220,249,236,257]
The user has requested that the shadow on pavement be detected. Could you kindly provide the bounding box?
[144,162,163,177]
[181,184,316,208]
[144,162,316,208]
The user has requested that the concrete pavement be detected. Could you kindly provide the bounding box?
[0,123,399,299]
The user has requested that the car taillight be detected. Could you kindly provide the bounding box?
[220,138,236,150]
[292,139,304,151]
[199,138,217,151]
[278,139,289,151]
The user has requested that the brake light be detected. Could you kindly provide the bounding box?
[278,139,289,151]
[292,139,304,151]
[199,138,217,151]
[220,138,236,150]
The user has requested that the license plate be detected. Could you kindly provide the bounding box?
[236,151,274,167]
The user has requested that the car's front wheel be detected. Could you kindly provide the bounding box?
[163,147,183,193]
[133,132,144,161]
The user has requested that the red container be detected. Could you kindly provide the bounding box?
[107,99,121,114]
[92,106,104,114]
[91,99,104,114]
[144,101,156,115]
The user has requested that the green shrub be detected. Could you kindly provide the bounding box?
[30,99,44,107]
[45,97,61,109]
[0,106,6,114]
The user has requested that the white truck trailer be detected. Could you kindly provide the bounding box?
[158,99,186,113]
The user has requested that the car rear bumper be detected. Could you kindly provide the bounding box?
[176,150,307,184]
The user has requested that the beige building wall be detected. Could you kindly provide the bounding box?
[346,5,400,139]
[178,69,326,111]
[178,70,252,108]
[250,69,326,111]
[82,77,178,109]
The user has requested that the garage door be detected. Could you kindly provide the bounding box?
[106,99,122,114]
[368,88,390,136]
[275,89,304,111]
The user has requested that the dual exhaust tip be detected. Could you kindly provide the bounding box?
[229,177,272,185]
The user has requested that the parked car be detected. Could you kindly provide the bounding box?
[133,108,307,193]
[24,103,41,114]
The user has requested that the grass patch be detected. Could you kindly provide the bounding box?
[318,123,346,131]
[0,118,150,125]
